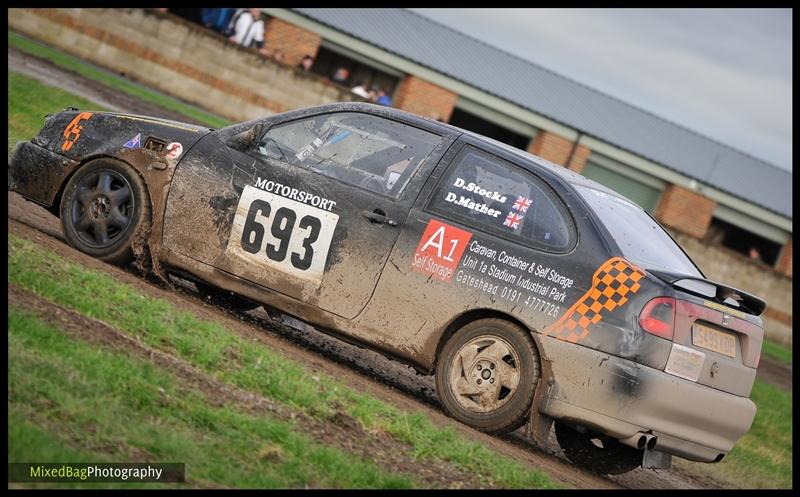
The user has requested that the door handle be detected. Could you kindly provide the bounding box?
[362,209,398,226]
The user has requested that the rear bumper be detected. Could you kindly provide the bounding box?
[537,334,757,462]
[8,141,78,209]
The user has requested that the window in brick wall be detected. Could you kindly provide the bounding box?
[447,107,531,151]
[705,218,782,266]
[310,46,400,99]
[581,159,663,214]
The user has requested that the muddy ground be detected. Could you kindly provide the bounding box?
[8,46,791,489]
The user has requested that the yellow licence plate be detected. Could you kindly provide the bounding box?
[692,324,736,358]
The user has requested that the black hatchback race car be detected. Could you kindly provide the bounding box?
[8,102,767,474]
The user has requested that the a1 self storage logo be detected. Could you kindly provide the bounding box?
[412,219,472,282]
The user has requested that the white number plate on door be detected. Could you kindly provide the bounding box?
[227,185,339,284]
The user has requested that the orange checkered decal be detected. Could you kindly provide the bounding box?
[545,257,645,344]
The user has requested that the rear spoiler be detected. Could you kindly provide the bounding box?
[647,269,766,317]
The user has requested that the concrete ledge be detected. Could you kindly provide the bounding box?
[9,8,358,122]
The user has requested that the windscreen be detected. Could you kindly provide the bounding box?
[576,185,703,277]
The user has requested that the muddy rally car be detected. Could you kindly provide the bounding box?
[9,102,766,474]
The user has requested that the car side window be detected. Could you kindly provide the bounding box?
[256,112,443,198]
[428,146,575,252]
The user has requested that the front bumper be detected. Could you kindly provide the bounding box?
[537,334,757,462]
[8,141,79,210]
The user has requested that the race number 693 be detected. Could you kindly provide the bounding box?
[228,185,339,283]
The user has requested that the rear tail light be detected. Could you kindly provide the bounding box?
[639,297,676,340]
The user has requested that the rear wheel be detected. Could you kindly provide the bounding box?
[555,422,643,475]
[435,319,539,435]
[60,158,150,265]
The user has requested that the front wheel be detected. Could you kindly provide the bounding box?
[435,319,540,435]
[60,158,151,265]
[555,422,643,475]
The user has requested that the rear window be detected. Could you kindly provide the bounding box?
[576,185,703,277]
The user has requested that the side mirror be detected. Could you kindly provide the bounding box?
[225,124,261,152]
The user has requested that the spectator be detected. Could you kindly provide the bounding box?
[367,87,379,102]
[228,8,269,56]
[350,81,370,99]
[376,87,392,106]
[202,8,235,34]
[297,54,315,71]
[749,247,762,262]
[331,67,350,85]
[222,8,245,37]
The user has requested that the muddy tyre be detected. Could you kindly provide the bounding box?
[194,281,261,312]
[435,319,539,435]
[555,422,643,475]
[60,158,151,265]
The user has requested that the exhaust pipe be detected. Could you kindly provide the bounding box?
[619,432,658,450]
[619,432,647,450]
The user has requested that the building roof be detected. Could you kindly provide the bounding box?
[293,8,792,219]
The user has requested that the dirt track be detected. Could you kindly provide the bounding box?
[9,45,788,489]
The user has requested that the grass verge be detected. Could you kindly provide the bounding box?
[760,339,792,366]
[8,234,557,489]
[8,307,413,489]
[9,30,231,129]
[728,380,793,488]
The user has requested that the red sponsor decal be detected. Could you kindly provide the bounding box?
[411,219,472,282]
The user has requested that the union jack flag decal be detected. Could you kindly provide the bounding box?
[503,211,523,229]
[513,196,532,213]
